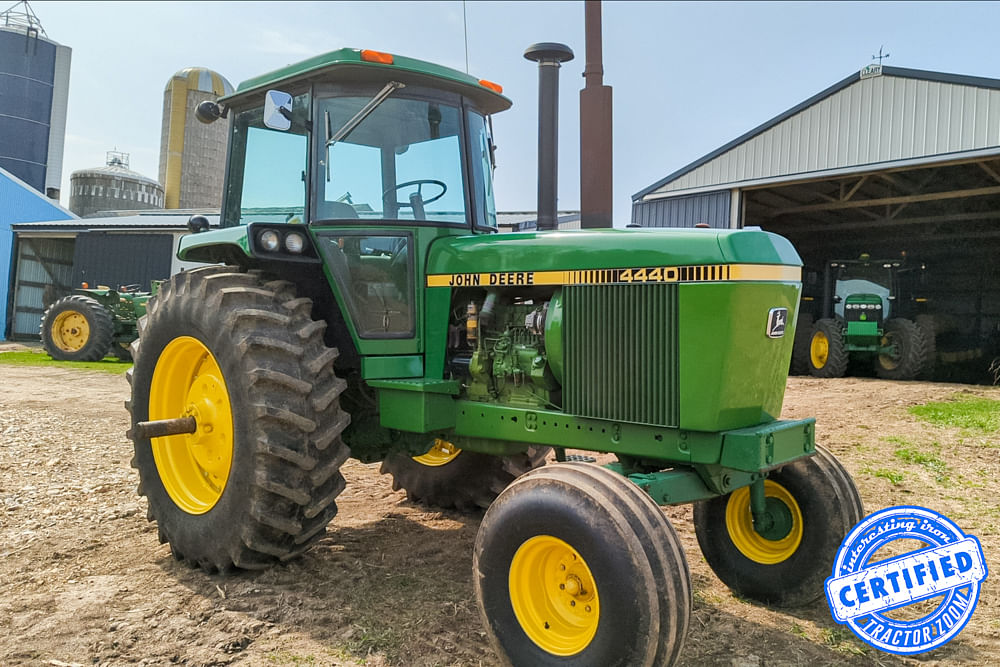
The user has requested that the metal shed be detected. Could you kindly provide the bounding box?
[632,65,1000,378]
[0,165,75,340]
[8,210,218,339]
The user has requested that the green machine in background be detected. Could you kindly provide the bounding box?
[40,284,155,361]
[125,47,862,665]
[793,255,933,380]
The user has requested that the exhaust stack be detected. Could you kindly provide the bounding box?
[524,42,574,232]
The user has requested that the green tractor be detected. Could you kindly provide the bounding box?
[41,284,154,361]
[126,47,862,665]
[793,256,934,380]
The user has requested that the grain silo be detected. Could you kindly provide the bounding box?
[69,151,164,217]
[158,67,233,209]
[0,1,71,199]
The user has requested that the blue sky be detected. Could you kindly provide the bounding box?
[34,1,1000,224]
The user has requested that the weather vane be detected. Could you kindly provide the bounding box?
[872,46,890,65]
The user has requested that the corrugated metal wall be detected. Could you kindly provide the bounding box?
[632,190,731,228]
[1,169,75,339]
[650,74,1000,196]
[72,232,173,290]
[11,237,74,337]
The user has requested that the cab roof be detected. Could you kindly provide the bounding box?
[223,47,512,115]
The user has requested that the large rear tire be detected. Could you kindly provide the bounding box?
[128,266,351,571]
[693,445,863,607]
[40,294,114,361]
[875,318,931,381]
[914,314,937,380]
[380,441,549,512]
[807,318,848,378]
[474,463,690,666]
[790,312,814,375]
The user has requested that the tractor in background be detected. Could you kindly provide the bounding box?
[792,255,934,380]
[41,283,156,362]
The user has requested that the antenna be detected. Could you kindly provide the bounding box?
[462,0,469,73]
[872,45,890,65]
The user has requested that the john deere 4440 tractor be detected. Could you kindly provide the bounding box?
[127,47,862,665]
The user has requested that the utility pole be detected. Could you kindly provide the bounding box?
[579,0,613,228]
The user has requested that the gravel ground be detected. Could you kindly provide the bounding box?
[0,362,997,666]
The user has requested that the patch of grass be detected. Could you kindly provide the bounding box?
[862,466,904,485]
[822,627,867,655]
[0,350,130,374]
[790,622,809,639]
[894,446,950,484]
[909,396,1000,432]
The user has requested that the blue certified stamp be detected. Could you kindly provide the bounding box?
[825,506,988,655]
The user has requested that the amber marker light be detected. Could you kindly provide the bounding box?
[479,79,503,94]
[361,49,394,64]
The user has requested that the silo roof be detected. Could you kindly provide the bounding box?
[70,164,161,188]
[166,67,234,97]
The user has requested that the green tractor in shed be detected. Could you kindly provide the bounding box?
[792,255,934,380]
[41,284,154,362]
[126,47,862,665]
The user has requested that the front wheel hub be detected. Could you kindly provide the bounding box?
[508,535,600,656]
[726,480,803,564]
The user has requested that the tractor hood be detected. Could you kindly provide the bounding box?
[425,228,801,287]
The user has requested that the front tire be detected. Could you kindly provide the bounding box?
[693,445,863,607]
[128,266,351,571]
[40,294,114,361]
[474,463,690,666]
[875,318,931,381]
[379,441,549,512]
[807,318,848,378]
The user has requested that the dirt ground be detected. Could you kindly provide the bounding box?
[0,362,997,666]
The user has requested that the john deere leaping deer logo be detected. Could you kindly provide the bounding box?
[767,307,788,338]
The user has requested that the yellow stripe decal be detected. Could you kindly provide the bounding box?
[426,264,800,287]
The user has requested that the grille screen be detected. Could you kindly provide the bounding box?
[563,284,679,427]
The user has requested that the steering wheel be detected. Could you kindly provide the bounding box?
[383,179,447,208]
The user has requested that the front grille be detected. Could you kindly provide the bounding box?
[563,283,679,427]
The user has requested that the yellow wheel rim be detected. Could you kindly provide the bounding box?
[51,310,90,352]
[413,438,461,466]
[509,535,600,656]
[725,481,803,564]
[810,330,829,368]
[149,336,234,514]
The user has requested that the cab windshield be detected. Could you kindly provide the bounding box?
[316,94,483,225]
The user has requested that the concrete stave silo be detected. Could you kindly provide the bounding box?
[69,151,164,218]
[158,67,233,209]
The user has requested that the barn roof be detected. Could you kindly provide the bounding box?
[633,66,1000,202]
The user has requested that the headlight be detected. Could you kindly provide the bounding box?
[259,230,280,252]
[285,232,306,254]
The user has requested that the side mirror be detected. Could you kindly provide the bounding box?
[187,215,210,234]
[196,100,223,124]
[263,90,293,130]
